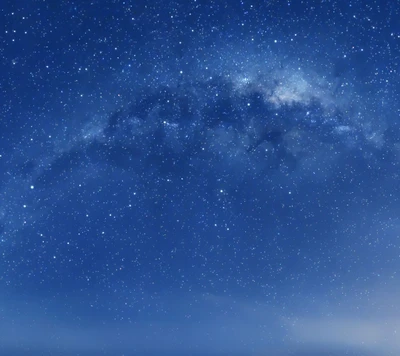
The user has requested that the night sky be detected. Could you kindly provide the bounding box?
[1,0,400,355]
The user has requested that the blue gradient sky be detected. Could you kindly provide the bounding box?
[1,0,400,355]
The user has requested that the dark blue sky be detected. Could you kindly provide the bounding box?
[1,0,400,355]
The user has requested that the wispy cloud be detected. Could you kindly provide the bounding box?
[1,288,399,355]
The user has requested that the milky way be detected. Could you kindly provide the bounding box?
[1,1,400,355]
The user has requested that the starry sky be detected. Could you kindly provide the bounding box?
[1,0,400,355]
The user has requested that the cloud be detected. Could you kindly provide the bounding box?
[2,289,399,356]
[288,316,400,354]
